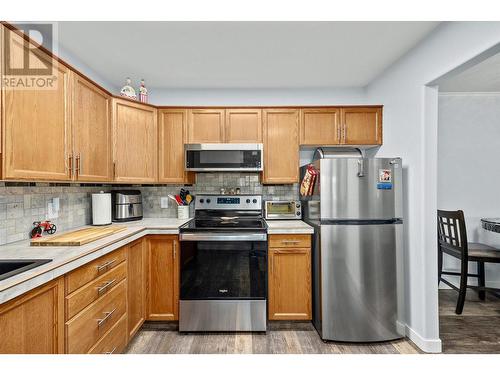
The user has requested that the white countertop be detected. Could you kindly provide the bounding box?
[265,220,314,234]
[0,218,312,305]
[0,218,190,304]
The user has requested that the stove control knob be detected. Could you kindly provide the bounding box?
[199,199,204,204]
[296,204,300,208]
[252,199,257,204]
[296,211,301,216]
[246,199,251,204]
[206,198,211,204]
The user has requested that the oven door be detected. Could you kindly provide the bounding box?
[184,144,263,171]
[180,239,267,300]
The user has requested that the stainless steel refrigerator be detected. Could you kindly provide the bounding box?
[301,151,405,342]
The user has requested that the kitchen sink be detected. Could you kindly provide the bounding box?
[0,259,52,281]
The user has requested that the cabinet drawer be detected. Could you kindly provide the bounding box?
[66,262,127,320]
[88,314,127,354]
[66,247,126,294]
[268,234,311,248]
[66,279,127,354]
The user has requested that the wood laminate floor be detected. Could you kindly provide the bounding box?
[125,290,500,354]
[439,289,500,353]
[125,321,420,354]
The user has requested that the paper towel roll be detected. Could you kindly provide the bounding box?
[92,192,111,225]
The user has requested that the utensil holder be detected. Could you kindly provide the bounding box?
[177,206,189,219]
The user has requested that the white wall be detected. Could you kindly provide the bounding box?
[148,87,367,106]
[56,43,119,93]
[438,92,500,288]
[365,22,500,353]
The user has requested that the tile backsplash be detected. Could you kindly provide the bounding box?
[0,173,298,245]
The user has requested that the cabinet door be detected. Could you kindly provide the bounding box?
[0,278,64,353]
[300,108,341,145]
[2,28,71,180]
[268,248,311,320]
[225,108,262,143]
[72,72,112,181]
[158,109,194,184]
[262,109,299,184]
[112,98,157,183]
[187,109,225,143]
[147,236,179,320]
[127,239,146,339]
[341,107,382,145]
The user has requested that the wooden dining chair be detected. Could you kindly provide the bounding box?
[437,209,500,314]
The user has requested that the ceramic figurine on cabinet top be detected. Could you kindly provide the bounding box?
[139,79,148,103]
[120,77,137,99]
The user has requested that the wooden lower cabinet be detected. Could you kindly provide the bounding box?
[0,234,183,354]
[88,311,128,354]
[268,235,312,321]
[0,277,65,354]
[146,235,179,320]
[66,279,127,354]
[64,246,128,354]
[127,238,147,339]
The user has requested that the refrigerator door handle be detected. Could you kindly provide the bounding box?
[357,159,365,177]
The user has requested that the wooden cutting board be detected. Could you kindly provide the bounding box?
[31,226,127,246]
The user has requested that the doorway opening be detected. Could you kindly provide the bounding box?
[433,48,500,353]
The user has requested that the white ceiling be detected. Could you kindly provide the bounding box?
[439,52,500,92]
[56,21,439,89]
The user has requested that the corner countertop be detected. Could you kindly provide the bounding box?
[0,218,190,304]
[0,218,313,305]
[265,220,314,234]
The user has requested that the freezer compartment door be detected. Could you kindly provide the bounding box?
[320,222,403,342]
[320,158,402,220]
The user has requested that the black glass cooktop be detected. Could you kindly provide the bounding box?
[180,217,267,231]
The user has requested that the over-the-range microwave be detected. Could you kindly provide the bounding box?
[185,143,263,172]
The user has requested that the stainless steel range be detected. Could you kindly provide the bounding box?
[178,194,267,332]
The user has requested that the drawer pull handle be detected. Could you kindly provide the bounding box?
[96,259,116,273]
[97,308,116,328]
[103,347,117,354]
[97,279,117,296]
[282,240,300,244]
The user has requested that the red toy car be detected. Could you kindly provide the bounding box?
[31,220,57,238]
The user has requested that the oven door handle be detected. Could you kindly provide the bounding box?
[179,232,267,242]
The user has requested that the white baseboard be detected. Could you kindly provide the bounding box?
[405,325,442,353]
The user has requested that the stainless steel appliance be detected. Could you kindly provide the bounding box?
[112,190,143,222]
[179,194,267,332]
[301,150,405,342]
[264,200,301,220]
[185,143,263,172]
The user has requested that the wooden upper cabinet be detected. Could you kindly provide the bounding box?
[341,107,382,145]
[225,108,262,143]
[147,235,179,321]
[187,109,225,143]
[158,109,193,184]
[300,108,341,145]
[2,28,72,181]
[71,72,112,181]
[262,109,299,184]
[0,277,64,354]
[112,98,157,183]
